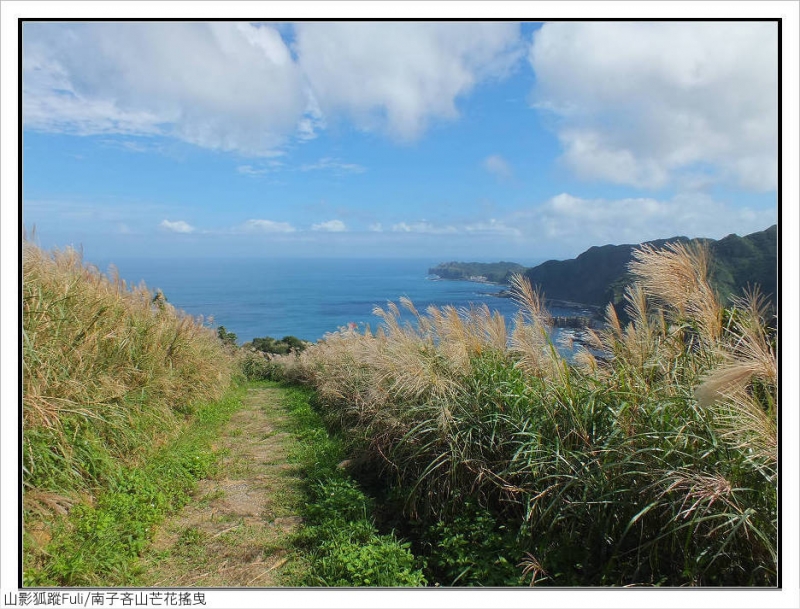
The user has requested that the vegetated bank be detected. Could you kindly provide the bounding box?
[22,241,239,585]
[264,241,778,586]
[22,241,427,587]
[274,383,426,586]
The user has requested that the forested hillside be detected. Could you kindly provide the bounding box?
[523,225,777,308]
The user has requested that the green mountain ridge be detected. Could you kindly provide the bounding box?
[523,225,777,310]
[430,226,778,313]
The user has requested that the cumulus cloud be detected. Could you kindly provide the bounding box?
[311,219,347,232]
[242,219,296,233]
[483,155,513,180]
[519,192,776,250]
[23,22,308,155]
[23,22,524,152]
[294,22,523,140]
[529,22,778,191]
[160,219,195,233]
[368,223,383,232]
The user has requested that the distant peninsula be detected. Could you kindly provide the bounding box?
[430,225,777,314]
[428,261,526,285]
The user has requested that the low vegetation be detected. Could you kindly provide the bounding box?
[266,241,778,586]
[279,384,426,586]
[23,241,237,584]
[24,391,244,586]
[22,237,777,588]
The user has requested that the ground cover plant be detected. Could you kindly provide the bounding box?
[277,383,426,587]
[23,241,237,584]
[267,242,778,586]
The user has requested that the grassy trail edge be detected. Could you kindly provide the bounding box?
[24,386,247,587]
[275,381,427,587]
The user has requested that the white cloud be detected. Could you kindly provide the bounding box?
[368,223,383,232]
[294,22,523,140]
[483,155,513,181]
[100,139,162,154]
[242,219,296,233]
[296,91,326,141]
[23,22,525,153]
[391,221,458,234]
[237,165,269,176]
[519,192,776,249]
[237,160,284,176]
[160,219,195,233]
[387,219,517,236]
[311,219,347,232]
[300,157,366,174]
[463,218,521,237]
[23,22,307,155]
[529,22,778,191]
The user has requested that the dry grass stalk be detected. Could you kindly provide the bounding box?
[518,552,547,586]
[508,274,560,377]
[23,240,234,449]
[661,471,738,521]
[695,289,776,466]
[629,241,722,345]
[711,386,777,469]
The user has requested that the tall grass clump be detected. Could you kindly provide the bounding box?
[269,242,777,586]
[23,241,235,520]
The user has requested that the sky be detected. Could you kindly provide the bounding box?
[21,20,779,262]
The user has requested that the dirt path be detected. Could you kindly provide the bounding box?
[138,386,307,587]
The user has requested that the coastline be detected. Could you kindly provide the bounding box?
[427,275,603,329]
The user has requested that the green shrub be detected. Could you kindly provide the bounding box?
[239,351,279,381]
[217,325,238,347]
[424,501,523,586]
[313,523,426,587]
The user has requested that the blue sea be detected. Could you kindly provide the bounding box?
[91,257,587,345]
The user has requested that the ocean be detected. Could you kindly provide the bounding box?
[91,257,588,345]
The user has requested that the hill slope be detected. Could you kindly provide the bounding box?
[523,225,777,308]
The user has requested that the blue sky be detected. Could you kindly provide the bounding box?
[22,20,778,262]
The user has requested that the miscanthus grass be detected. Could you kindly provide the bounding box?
[268,242,777,586]
[23,241,236,553]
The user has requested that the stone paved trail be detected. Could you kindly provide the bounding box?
[138,386,306,587]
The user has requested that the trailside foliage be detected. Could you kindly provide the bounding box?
[22,241,236,582]
[247,335,309,356]
[269,242,777,587]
